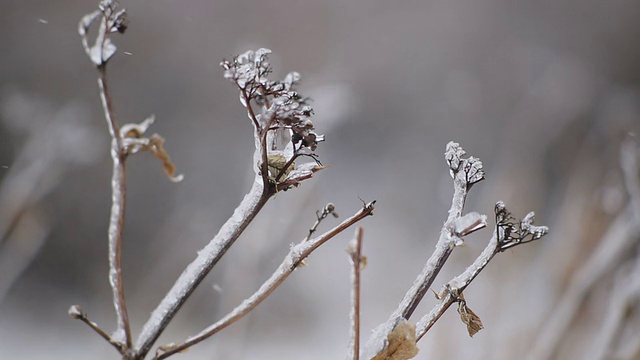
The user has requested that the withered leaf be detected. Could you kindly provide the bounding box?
[457,298,484,337]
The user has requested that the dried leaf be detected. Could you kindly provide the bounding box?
[120,114,155,138]
[148,134,184,183]
[371,320,419,360]
[267,153,294,181]
[360,255,368,270]
[457,297,484,337]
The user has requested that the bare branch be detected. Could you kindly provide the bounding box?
[78,0,134,349]
[154,202,376,359]
[68,305,127,355]
[395,142,485,320]
[306,203,340,241]
[415,231,499,340]
[134,179,272,357]
[416,202,547,340]
[98,70,132,348]
[363,142,484,359]
[346,227,365,360]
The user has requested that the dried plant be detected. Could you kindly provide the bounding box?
[68,2,552,359]
[70,1,373,359]
[362,142,548,360]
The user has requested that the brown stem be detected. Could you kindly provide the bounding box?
[239,87,260,131]
[71,306,127,355]
[275,153,300,183]
[347,227,364,360]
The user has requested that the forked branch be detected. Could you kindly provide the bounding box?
[416,202,548,339]
[363,142,485,359]
[154,202,375,359]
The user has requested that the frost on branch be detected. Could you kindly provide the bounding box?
[463,156,485,186]
[220,49,325,187]
[445,141,466,175]
[444,141,485,188]
[495,201,549,251]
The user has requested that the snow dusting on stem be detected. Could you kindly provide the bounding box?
[135,177,270,357]
[79,0,133,349]
[154,202,375,359]
[363,142,486,359]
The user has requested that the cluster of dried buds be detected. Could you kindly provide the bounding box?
[220,49,324,156]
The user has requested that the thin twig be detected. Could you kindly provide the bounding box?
[79,1,132,349]
[393,143,483,321]
[68,305,127,355]
[305,203,339,241]
[362,142,484,359]
[154,201,376,359]
[134,179,273,358]
[98,69,132,349]
[237,84,273,192]
[239,87,260,131]
[347,227,364,360]
[415,201,548,340]
[275,153,301,183]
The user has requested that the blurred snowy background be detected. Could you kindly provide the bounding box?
[1,1,639,359]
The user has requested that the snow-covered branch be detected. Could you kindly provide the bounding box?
[154,202,375,359]
[134,178,270,357]
[416,202,548,340]
[347,227,365,360]
[363,142,485,359]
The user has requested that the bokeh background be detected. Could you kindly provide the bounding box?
[1,1,639,359]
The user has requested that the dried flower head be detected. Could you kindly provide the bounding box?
[221,49,325,156]
[495,201,548,251]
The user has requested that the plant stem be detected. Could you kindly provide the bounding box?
[347,227,364,360]
[134,179,272,358]
[395,173,468,320]
[154,202,375,359]
[98,67,132,349]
